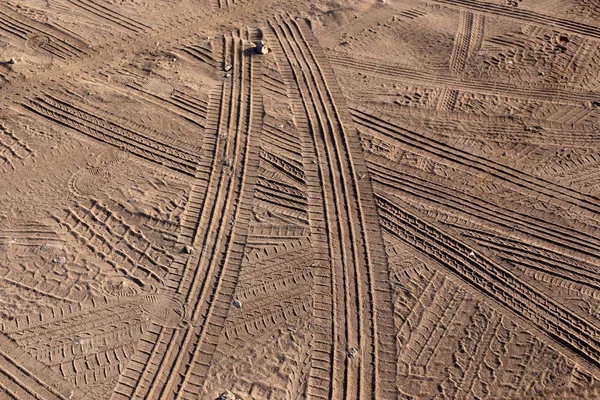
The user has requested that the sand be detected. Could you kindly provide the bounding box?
[1,0,600,399]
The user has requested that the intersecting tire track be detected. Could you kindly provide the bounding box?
[455,227,600,292]
[268,16,397,400]
[53,199,174,287]
[0,334,75,400]
[328,51,599,104]
[369,158,600,291]
[0,6,88,59]
[0,123,35,169]
[433,0,600,40]
[259,147,306,184]
[121,82,208,132]
[255,176,308,213]
[180,44,220,69]
[366,156,600,261]
[6,0,600,398]
[351,106,600,217]
[111,29,263,400]
[377,193,600,374]
[2,0,295,101]
[64,0,151,33]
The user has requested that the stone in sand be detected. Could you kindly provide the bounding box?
[254,41,268,55]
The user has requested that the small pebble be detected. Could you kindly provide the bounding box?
[219,391,241,400]
[254,41,268,54]
[232,299,242,309]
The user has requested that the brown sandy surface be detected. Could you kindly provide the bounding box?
[1,0,600,399]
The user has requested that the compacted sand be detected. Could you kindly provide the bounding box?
[1,0,600,399]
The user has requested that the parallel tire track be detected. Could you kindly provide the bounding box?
[268,16,397,400]
[166,28,263,400]
[0,6,88,58]
[0,334,75,400]
[328,51,599,104]
[449,11,485,74]
[64,0,151,33]
[351,106,600,217]
[2,0,293,97]
[22,94,199,177]
[111,29,263,400]
[369,160,600,291]
[366,156,600,261]
[377,193,600,374]
[455,227,600,291]
[433,0,600,41]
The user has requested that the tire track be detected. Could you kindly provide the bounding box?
[373,178,600,292]
[21,93,199,177]
[6,297,146,389]
[259,147,306,184]
[111,29,263,399]
[449,11,485,74]
[366,155,600,262]
[261,116,304,160]
[372,164,600,292]
[180,44,220,68]
[165,28,263,400]
[120,81,207,131]
[64,0,151,33]
[0,5,88,59]
[455,227,600,292]
[255,175,308,212]
[0,334,75,400]
[268,16,397,400]
[1,0,293,99]
[377,193,600,374]
[351,106,600,217]
[328,51,599,104]
[390,107,600,148]
[53,199,174,287]
[433,0,600,41]
[0,123,34,170]
[111,324,175,399]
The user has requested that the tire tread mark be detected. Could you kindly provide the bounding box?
[433,0,600,40]
[0,334,74,400]
[328,51,599,103]
[165,28,264,399]
[0,6,87,56]
[22,95,198,177]
[268,16,397,400]
[351,106,600,216]
[449,11,485,74]
[64,0,150,32]
[377,194,600,373]
[366,155,600,261]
